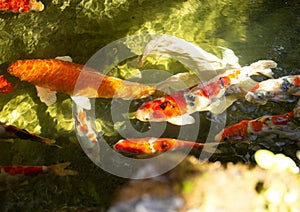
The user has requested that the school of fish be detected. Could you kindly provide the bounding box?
[1,34,300,186]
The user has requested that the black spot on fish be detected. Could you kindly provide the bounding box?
[280,78,293,92]
[160,101,174,110]
[219,77,225,88]
[186,94,196,106]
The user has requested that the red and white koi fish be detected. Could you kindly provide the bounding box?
[214,111,299,142]
[74,105,101,161]
[0,0,44,13]
[0,121,59,147]
[245,75,300,105]
[114,137,217,155]
[0,74,15,94]
[136,60,276,125]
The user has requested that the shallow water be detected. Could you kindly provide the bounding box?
[0,0,299,210]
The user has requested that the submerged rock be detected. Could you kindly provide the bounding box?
[109,155,300,212]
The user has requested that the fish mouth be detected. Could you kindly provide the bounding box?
[245,92,268,105]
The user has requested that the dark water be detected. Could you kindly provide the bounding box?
[0,0,299,210]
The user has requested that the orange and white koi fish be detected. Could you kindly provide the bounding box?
[74,106,100,161]
[0,0,44,13]
[136,60,276,125]
[245,75,300,104]
[7,56,159,109]
[0,162,77,177]
[114,137,217,155]
[0,121,58,147]
[214,111,298,142]
[0,75,15,94]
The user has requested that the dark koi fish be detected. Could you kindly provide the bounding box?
[0,0,44,13]
[0,162,77,190]
[0,162,77,177]
[0,121,59,147]
[0,75,15,94]
[214,111,298,142]
[114,137,217,155]
[245,75,300,104]
[136,60,276,125]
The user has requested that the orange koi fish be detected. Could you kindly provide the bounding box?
[0,162,77,177]
[0,121,59,147]
[215,111,298,142]
[114,137,217,155]
[136,60,276,125]
[0,75,15,94]
[0,0,44,12]
[245,75,300,104]
[8,57,158,109]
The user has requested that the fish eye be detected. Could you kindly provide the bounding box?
[144,117,149,121]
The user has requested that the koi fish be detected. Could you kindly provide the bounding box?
[245,75,300,104]
[0,162,77,177]
[7,56,159,109]
[0,0,44,13]
[114,137,217,155]
[74,105,100,162]
[140,35,241,73]
[0,162,77,190]
[0,75,15,94]
[214,111,299,142]
[0,121,59,147]
[136,60,276,125]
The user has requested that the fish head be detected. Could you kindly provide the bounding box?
[135,95,185,122]
[114,137,179,155]
[245,81,279,104]
[114,138,157,154]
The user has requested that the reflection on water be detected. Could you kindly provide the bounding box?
[0,0,299,210]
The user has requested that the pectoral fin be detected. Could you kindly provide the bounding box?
[55,56,73,62]
[36,86,57,106]
[205,95,238,115]
[168,114,195,125]
[71,96,91,110]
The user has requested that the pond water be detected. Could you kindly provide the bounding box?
[0,0,299,210]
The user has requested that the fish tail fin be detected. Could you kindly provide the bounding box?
[219,46,241,69]
[156,72,200,93]
[39,137,62,148]
[197,142,221,154]
[249,60,277,78]
[48,162,78,176]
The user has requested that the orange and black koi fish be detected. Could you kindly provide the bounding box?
[0,121,59,147]
[215,111,299,142]
[0,0,44,13]
[0,75,15,94]
[136,60,276,125]
[114,137,217,155]
[245,75,300,104]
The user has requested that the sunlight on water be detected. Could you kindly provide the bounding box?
[0,94,40,134]
[46,98,74,132]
